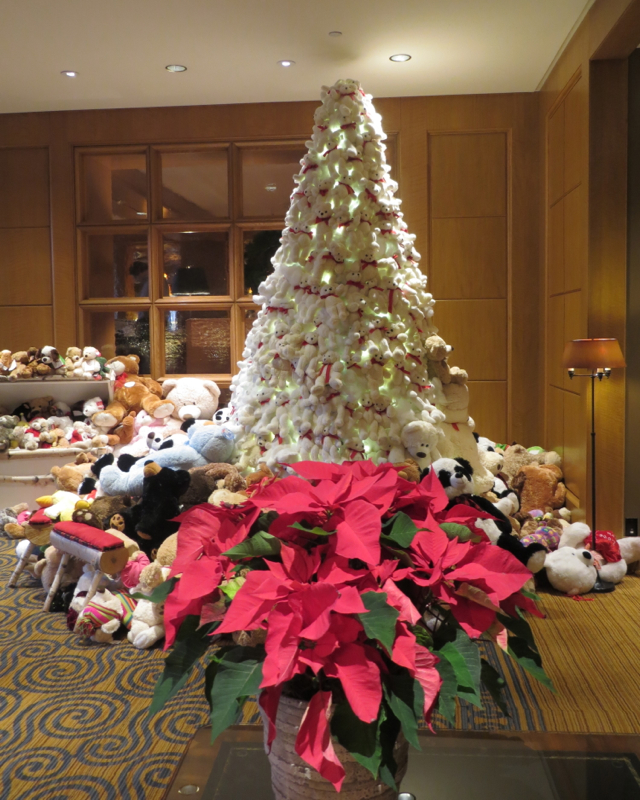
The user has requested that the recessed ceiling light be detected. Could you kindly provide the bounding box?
[278,60,295,67]
[328,31,342,37]
[61,70,78,77]
[389,54,411,62]
[165,64,187,73]
[265,183,277,192]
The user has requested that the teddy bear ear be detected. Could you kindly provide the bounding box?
[162,379,178,396]
[202,381,221,401]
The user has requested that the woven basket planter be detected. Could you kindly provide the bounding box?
[264,694,409,800]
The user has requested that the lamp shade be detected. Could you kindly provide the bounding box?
[561,338,626,370]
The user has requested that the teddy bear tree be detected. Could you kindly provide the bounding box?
[229,78,471,473]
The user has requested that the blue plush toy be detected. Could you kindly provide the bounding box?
[98,424,236,496]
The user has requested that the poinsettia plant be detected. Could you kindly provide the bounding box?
[149,460,553,792]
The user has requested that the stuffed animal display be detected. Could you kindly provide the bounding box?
[0,345,111,381]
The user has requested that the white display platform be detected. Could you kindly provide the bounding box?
[0,379,113,410]
[0,380,113,508]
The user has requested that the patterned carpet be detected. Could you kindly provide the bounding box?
[2,531,639,799]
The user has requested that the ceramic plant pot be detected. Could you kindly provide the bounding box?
[264,694,409,800]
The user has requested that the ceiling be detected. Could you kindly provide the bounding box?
[0,0,592,115]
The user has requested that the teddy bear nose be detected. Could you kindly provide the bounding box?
[583,551,592,560]
[416,451,426,459]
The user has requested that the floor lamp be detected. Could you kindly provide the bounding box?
[561,338,626,593]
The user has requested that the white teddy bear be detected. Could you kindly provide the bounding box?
[162,378,220,422]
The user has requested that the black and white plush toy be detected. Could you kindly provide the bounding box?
[430,457,546,573]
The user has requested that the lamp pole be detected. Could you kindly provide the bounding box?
[590,372,597,549]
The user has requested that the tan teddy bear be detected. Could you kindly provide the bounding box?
[50,454,98,493]
[423,335,468,386]
[92,355,174,429]
[511,464,567,515]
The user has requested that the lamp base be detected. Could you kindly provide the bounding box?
[590,576,616,594]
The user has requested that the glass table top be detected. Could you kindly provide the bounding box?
[163,726,640,800]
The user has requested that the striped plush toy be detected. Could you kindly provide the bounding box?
[73,589,137,643]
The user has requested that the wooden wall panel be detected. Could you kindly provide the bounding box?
[563,290,584,392]
[547,294,565,390]
[434,299,507,381]
[430,217,506,299]
[429,133,507,218]
[0,228,52,305]
[563,185,587,292]
[563,389,587,499]
[467,381,507,443]
[540,0,637,532]
[0,148,50,227]
[0,306,53,350]
[547,386,565,457]
[548,106,565,206]
[564,80,585,193]
[548,200,564,296]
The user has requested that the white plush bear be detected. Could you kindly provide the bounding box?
[127,563,171,649]
[162,378,220,422]
[390,420,443,469]
[544,547,598,596]
[312,352,343,395]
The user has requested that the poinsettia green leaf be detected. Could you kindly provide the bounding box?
[208,650,264,742]
[520,588,541,602]
[384,674,423,750]
[220,576,245,600]
[439,522,476,542]
[358,592,399,654]
[330,700,381,779]
[497,611,538,653]
[506,637,555,693]
[384,512,418,547]
[435,657,457,723]
[480,658,509,718]
[438,628,482,706]
[148,616,218,718]
[291,521,336,536]
[223,531,281,559]
[378,701,402,790]
[133,575,178,603]
[411,624,433,649]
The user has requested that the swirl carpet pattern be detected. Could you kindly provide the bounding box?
[0,537,210,800]
[3,530,637,798]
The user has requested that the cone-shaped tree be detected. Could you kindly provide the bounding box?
[230,78,473,475]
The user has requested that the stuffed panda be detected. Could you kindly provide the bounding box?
[430,457,546,573]
[214,406,231,424]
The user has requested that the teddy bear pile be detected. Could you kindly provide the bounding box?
[457,436,640,596]
[0,345,114,381]
[0,362,254,646]
[226,78,492,490]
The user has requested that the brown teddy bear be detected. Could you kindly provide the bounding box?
[245,463,273,486]
[0,350,13,378]
[87,495,134,530]
[511,464,567,515]
[65,347,84,378]
[8,348,38,380]
[92,356,174,429]
[424,335,468,386]
[180,463,247,508]
[392,458,421,483]
[50,454,98,493]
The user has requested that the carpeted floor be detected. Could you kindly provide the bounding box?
[1,534,639,799]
